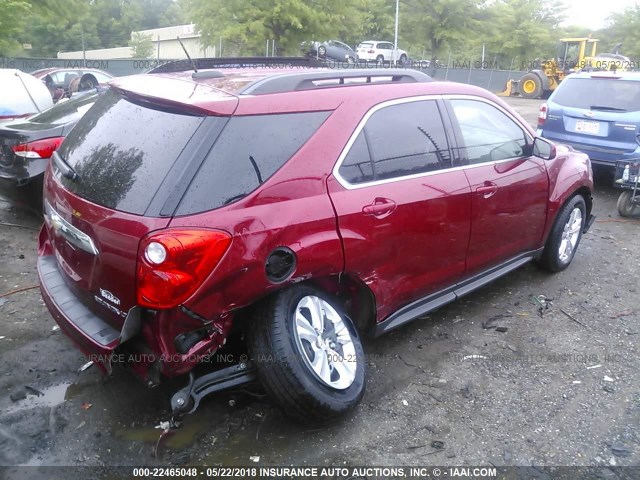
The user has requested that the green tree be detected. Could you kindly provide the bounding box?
[402,0,482,66]
[601,6,640,59]
[129,32,154,57]
[0,0,31,56]
[185,0,364,55]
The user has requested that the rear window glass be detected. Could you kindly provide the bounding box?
[553,78,640,112]
[176,111,330,215]
[57,89,204,215]
[358,43,374,48]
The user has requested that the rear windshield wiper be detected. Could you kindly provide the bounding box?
[52,151,78,181]
[589,105,627,112]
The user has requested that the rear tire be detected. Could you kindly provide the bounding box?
[247,285,366,425]
[617,190,640,217]
[520,73,543,99]
[317,46,326,57]
[376,55,385,64]
[539,196,586,272]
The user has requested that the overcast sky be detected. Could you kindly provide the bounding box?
[562,0,639,29]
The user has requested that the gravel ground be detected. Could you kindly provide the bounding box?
[0,97,638,474]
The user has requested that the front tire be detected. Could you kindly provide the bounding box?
[539,196,586,272]
[520,72,543,99]
[617,190,640,217]
[247,285,366,425]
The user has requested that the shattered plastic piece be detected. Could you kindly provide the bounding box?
[155,421,171,430]
[463,355,486,361]
[81,402,93,410]
[78,361,94,373]
[572,381,582,384]
[603,376,615,383]
[75,421,86,430]
[51,325,60,332]
[431,440,445,449]
[0,336,5,340]
[495,326,508,333]
[250,456,260,463]
[586,364,602,370]
[402,399,408,406]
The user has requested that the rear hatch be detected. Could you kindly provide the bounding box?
[357,42,375,57]
[543,76,640,158]
[43,81,237,330]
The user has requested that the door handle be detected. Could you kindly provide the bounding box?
[362,198,397,217]
[476,182,498,198]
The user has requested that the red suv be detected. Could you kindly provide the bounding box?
[38,66,594,424]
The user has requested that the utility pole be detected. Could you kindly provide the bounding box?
[81,30,86,67]
[157,35,160,60]
[393,0,399,63]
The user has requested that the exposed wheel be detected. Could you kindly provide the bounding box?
[617,190,640,217]
[347,56,355,64]
[539,196,586,272]
[376,55,385,64]
[317,45,326,57]
[520,73,543,99]
[248,285,366,424]
[399,54,407,66]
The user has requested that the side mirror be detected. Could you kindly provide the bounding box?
[532,137,556,160]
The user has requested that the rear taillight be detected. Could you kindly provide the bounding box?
[11,137,65,159]
[537,103,547,128]
[136,229,232,309]
[368,49,375,53]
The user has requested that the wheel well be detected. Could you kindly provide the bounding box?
[574,187,593,216]
[230,274,377,339]
[308,274,377,335]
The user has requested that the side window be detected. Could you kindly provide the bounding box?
[451,99,529,165]
[176,111,330,214]
[338,100,452,184]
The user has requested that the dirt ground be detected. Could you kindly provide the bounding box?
[1,97,639,474]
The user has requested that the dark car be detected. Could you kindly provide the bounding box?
[38,67,594,425]
[31,68,113,102]
[303,40,356,63]
[0,89,103,186]
[537,71,640,169]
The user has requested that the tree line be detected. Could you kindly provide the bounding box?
[1,0,640,67]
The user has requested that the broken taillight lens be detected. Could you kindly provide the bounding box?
[136,229,232,309]
[11,137,65,159]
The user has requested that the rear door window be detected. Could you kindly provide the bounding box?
[57,89,205,214]
[338,100,452,184]
[175,111,330,215]
[552,77,640,112]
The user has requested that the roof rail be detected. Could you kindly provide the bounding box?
[147,56,327,74]
[240,69,433,95]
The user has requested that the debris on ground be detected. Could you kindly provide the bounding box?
[495,326,508,333]
[587,364,603,370]
[24,385,43,396]
[402,399,408,406]
[431,440,445,449]
[9,388,27,402]
[463,355,486,361]
[482,314,511,330]
[81,402,93,410]
[603,376,615,383]
[78,361,94,373]
[611,445,632,458]
[249,456,260,462]
[559,308,587,328]
[531,295,553,317]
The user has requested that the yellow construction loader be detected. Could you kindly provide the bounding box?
[499,38,630,98]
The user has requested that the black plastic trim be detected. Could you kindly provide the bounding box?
[38,255,120,346]
[375,249,543,336]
